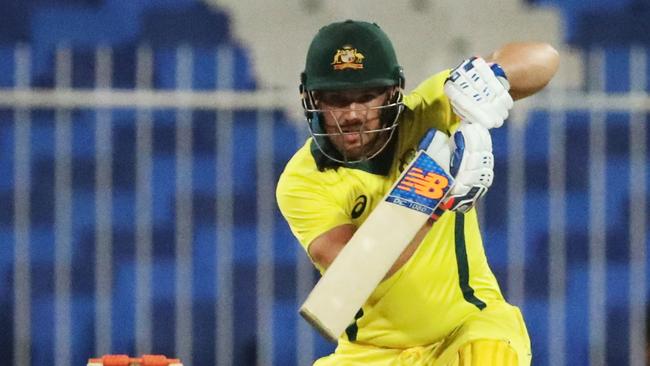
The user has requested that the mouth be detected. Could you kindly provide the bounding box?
[330,125,362,143]
[338,124,363,134]
[342,132,361,145]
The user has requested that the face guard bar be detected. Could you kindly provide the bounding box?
[302,91,404,164]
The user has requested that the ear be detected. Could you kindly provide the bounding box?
[388,86,401,103]
[299,71,307,95]
[300,72,317,119]
[396,66,405,89]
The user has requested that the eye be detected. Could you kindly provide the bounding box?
[360,88,389,103]
[320,94,346,106]
[360,94,377,102]
[330,96,346,105]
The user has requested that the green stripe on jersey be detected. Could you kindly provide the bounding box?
[454,213,487,310]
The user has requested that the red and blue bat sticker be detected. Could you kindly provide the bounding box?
[386,151,452,215]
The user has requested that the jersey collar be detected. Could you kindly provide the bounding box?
[309,115,398,176]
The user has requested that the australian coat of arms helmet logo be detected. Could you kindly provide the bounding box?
[331,45,365,70]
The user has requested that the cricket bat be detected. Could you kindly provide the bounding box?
[300,147,453,342]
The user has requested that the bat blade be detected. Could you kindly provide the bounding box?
[299,150,452,341]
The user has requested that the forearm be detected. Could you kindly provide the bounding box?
[384,219,434,278]
[312,221,432,278]
[487,42,560,100]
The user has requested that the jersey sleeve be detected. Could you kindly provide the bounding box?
[276,168,350,268]
[402,69,461,134]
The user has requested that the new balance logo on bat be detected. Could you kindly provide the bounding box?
[386,151,452,216]
[397,167,449,200]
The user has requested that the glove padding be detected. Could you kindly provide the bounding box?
[444,57,513,129]
[443,122,494,213]
[418,123,494,216]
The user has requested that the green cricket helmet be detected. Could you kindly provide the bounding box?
[302,20,404,91]
[300,20,405,165]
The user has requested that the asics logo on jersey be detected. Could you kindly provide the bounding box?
[332,45,365,70]
[397,167,449,200]
[351,195,367,219]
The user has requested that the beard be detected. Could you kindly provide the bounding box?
[328,128,389,161]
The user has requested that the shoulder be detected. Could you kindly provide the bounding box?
[276,139,341,208]
[398,69,459,137]
[403,69,451,110]
[277,140,319,196]
[276,140,357,250]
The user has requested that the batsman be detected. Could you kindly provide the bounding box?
[276,20,559,365]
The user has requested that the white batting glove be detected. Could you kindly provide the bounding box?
[442,122,494,213]
[444,57,513,129]
[417,124,493,217]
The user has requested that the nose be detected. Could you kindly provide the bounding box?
[339,102,364,125]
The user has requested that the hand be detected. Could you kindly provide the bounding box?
[444,57,513,129]
[443,122,494,213]
[417,124,493,216]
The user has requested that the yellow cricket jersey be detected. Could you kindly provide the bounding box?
[276,70,505,348]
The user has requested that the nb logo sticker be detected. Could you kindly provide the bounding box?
[351,195,367,219]
[387,151,452,215]
[397,167,449,200]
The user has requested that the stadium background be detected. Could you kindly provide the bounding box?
[0,0,648,365]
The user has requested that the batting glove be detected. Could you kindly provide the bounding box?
[444,57,513,129]
[442,122,494,213]
[417,123,493,217]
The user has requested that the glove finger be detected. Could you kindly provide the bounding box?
[503,91,514,109]
[446,87,495,129]
[448,79,508,129]
[475,61,513,127]
[497,104,508,121]
[459,123,480,152]
[460,58,496,103]
[493,115,505,129]
[474,59,507,98]
[456,168,493,188]
[498,93,514,118]
[450,99,483,125]
[449,102,487,129]
[448,65,485,103]
[462,151,494,171]
[458,123,492,153]
[474,124,493,151]
[486,108,505,131]
[475,107,503,130]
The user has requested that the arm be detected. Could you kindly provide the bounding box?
[309,122,494,277]
[487,42,560,100]
[308,221,433,278]
[307,224,355,271]
[444,43,560,129]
